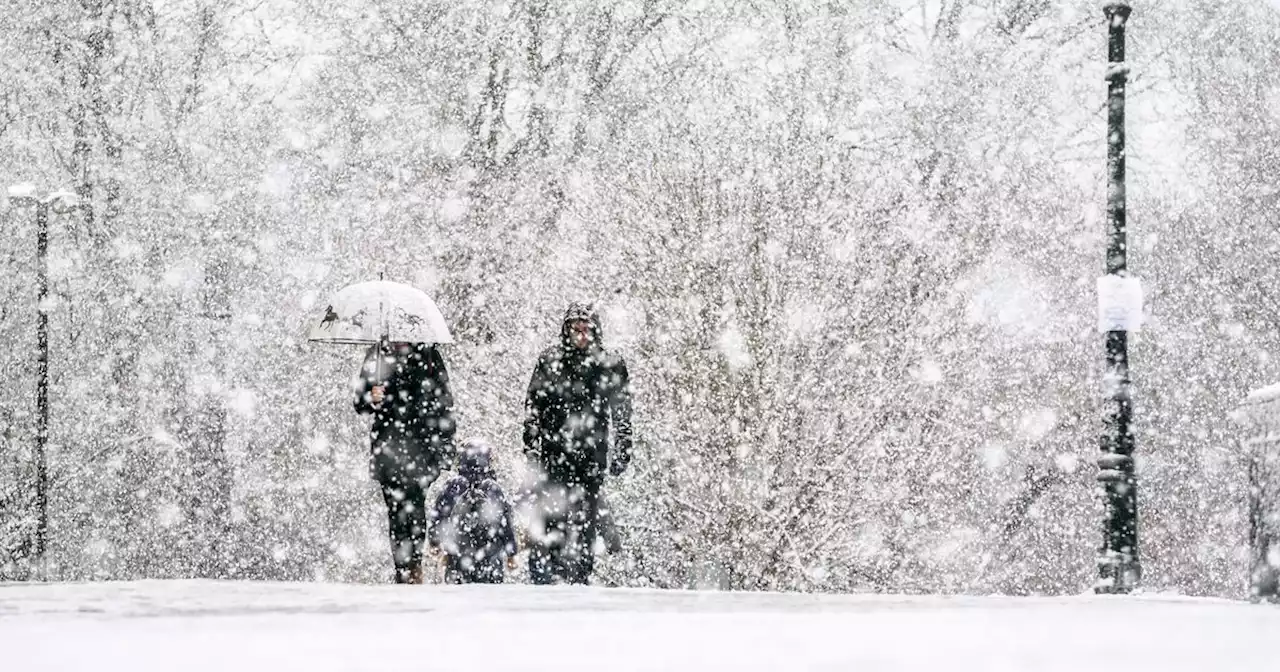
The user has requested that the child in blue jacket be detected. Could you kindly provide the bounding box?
[429,439,518,584]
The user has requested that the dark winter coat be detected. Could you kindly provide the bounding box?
[430,443,517,583]
[353,342,456,485]
[522,303,633,488]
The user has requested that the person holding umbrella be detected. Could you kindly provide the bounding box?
[310,280,457,584]
[354,340,455,584]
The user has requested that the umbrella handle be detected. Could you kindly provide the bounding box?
[377,271,387,344]
[376,333,391,383]
[381,298,389,343]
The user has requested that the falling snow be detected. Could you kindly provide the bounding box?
[0,0,1277,639]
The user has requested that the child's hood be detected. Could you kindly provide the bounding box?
[458,438,496,481]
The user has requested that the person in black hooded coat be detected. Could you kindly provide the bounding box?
[521,302,633,584]
[353,341,456,584]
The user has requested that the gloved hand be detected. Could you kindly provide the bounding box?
[522,423,541,455]
[609,448,631,476]
[507,556,519,572]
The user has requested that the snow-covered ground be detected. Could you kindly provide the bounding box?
[2,581,1278,671]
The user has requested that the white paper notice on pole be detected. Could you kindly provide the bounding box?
[1097,275,1143,332]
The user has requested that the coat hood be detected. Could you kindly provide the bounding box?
[560,301,604,351]
[457,438,496,481]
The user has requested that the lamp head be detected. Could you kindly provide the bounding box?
[1103,2,1132,21]
[6,183,38,208]
[47,189,82,214]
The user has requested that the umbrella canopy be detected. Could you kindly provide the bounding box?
[307,280,453,345]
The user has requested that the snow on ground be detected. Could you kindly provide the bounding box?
[2,581,1278,671]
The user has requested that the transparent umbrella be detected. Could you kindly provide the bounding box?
[307,280,453,346]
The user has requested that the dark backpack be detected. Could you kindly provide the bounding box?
[451,479,502,562]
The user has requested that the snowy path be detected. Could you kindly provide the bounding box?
[2,581,1277,671]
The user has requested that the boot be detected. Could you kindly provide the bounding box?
[407,562,425,585]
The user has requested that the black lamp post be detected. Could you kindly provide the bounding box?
[6,184,82,581]
[1096,2,1141,595]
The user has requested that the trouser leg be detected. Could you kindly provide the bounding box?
[528,485,568,585]
[528,516,565,585]
[597,493,622,554]
[562,484,600,585]
[381,475,429,584]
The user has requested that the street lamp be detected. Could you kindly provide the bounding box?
[6,183,82,581]
[1096,2,1141,595]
